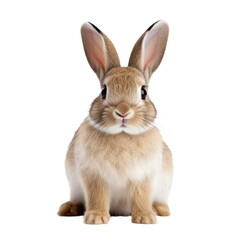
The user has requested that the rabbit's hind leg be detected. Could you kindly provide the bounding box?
[58,201,85,216]
[152,202,170,216]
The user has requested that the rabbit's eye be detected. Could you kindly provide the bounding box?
[101,85,107,99]
[141,86,147,100]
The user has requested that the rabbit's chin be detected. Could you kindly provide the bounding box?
[88,116,154,135]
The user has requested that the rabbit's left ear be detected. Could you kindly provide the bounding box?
[81,22,120,84]
[128,20,169,82]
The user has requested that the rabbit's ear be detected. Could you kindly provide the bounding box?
[128,20,169,82]
[81,22,120,83]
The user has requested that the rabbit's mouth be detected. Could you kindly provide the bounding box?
[120,119,127,127]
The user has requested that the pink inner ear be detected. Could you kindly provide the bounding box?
[144,52,156,71]
[143,30,159,71]
[89,31,105,71]
[93,53,105,71]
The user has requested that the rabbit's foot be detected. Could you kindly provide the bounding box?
[57,201,84,216]
[152,202,170,216]
[84,210,110,224]
[132,211,157,224]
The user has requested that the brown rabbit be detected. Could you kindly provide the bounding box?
[58,20,173,224]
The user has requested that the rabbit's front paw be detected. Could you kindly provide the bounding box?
[132,211,157,224]
[84,210,110,224]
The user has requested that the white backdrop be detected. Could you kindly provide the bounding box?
[0,0,240,239]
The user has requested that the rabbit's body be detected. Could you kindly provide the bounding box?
[65,118,172,216]
[58,20,173,224]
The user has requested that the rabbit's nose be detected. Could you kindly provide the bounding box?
[114,110,134,119]
[114,101,134,119]
[114,111,129,118]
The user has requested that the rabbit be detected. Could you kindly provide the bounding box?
[57,20,173,224]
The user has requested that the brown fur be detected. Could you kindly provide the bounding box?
[58,21,172,224]
[89,67,156,133]
[162,141,173,172]
[129,179,157,224]
[152,202,170,216]
[81,173,110,224]
[59,117,171,222]
[115,101,131,116]
[106,68,143,104]
[102,33,121,73]
[58,201,85,216]
[128,33,146,74]
[81,24,120,83]
[72,119,162,175]
[128,21,169,82]
[151,142,172,217]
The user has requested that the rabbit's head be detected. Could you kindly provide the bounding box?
[81,21,169,135]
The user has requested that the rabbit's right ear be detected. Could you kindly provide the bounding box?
[128,20,169,83]
[81,22,120,84]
